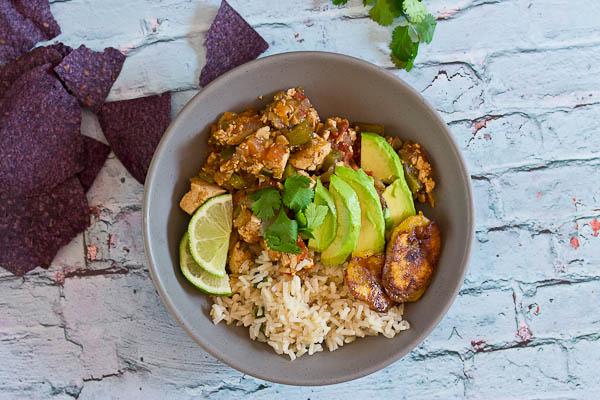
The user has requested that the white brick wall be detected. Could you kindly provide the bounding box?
[1,0,599,398]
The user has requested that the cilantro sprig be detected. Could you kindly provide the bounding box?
[332,0,436,71]
[249,187,281,220]
[249,174,326,254]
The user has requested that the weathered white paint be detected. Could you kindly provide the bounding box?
[2,0,600,398]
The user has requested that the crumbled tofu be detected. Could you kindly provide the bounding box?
[289,135,331,171]
[228,241,253,274]
[179,177,226,215]
[211,109,263,145]
[233,207,262,243]
[261,87,320,130]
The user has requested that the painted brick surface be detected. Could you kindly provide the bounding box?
[1,0,599,398]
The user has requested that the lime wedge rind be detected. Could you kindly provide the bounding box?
[187,194,233,278]
[180,232,231,296]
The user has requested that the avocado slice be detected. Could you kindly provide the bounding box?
[360,132,403,184]
[321,175,362,266]
[383,177,416,227]
[361,132,415,227]
[308,179,337,251]
[335,166,385,256]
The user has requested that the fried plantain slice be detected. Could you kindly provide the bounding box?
[382,214,441,303]
[345,254,394,312]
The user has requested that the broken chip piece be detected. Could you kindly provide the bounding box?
[54,44,126,113]
[0,45,63,97]
[0,64,84,198]
[0,0,61,62]
[98,92,171,184]
[0,177,90,276]
[78,136,111,192]
[199,0,269,87]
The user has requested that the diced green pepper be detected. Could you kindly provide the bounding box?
[403,164,423,194]
[283,163,297,179]
[354,122,384,136]
[198,170,216,184]
[260,167,274,178]
[229,174,251,190]
[219,146,235,160]
[321,149,343,170]
[284,121,312,145]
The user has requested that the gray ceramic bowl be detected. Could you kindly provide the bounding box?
[143,51,473,386]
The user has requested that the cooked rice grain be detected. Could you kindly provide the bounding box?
[210,251,409,360]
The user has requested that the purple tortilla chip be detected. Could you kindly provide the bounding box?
[54,45,126,113]
[0,176,90,276]
[199,0,268,87]
[12,0,61,39]
[0,45,63,97]
[78,136,110,192]
[0,0,61,63]
[98,93,171,184]
[48,42,73,57]
[0,64,84,198]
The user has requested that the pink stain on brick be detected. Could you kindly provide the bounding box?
[471,339,486,351]
[149,18,160,33]
[109,234,116,247]
[517,320,532,342]
[570,237,579,250]
[473,119,487,135]
[87,245,98,260]
[590,218,600,237]
[89,206,101,218]
[537,191,542,198]
[119,45,136,55]
[55,271,65,285]
[437,8,458,20]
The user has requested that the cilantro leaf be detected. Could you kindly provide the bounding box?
[369,0,403,26]
[282,174,314,212]
[403,0,427,22]
[299,203,329,239]
[264,210,301,254]
[304,203,329,233]
[249,187,282,221]
[332,0,348,4]
[390,24,420,71]
[414,13,436,43]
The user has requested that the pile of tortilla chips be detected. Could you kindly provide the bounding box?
[1,0,268,276]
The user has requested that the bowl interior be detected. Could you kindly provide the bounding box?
[143,52,473,385]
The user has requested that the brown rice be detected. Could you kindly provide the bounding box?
[210,251,409,360]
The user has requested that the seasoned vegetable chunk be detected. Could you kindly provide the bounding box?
[261,87,320,130]
[211,109,263,146]
[289,135,332,171]
[180,177,227,215]
[382,214,441,303]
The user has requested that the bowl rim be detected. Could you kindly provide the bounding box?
[143,50,474,386]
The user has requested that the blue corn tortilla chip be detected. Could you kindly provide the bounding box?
[0,45,63,98]
[54,45,126,113]
[0,177,90,276]
[0,0,61,63]
[78,136,111,192]
[199,0,268,86]
[48,42,73,57]
[11,0,61,39]
[0,64,84,198]
[98,93,171,184]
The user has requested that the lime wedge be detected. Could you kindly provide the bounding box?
[180,232,231,296]
[187,194,232,278]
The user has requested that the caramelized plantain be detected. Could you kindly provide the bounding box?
[344,254,394,312]
[382,214,441,303]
